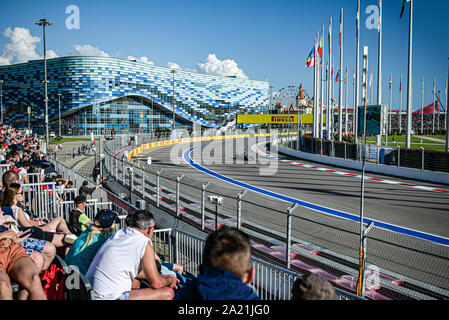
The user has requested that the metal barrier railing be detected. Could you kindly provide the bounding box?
[101,131,449,300]
[38,148,364,300]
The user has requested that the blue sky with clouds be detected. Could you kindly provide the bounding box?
[0,0,448,111]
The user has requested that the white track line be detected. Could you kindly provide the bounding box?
[252,142,449,194]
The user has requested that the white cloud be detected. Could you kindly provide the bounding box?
[46,49,59,59]
[167,62,181,70]
[197,53,248,79]
[127,55,154,64]
[73,44,110,57]
[0,27,53,65]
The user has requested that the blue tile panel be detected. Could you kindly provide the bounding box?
[0,56,269,130]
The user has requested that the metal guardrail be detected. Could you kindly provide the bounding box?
[41,150,364,300]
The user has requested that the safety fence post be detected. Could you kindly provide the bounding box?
[286,203,298,269]
[237,190,247,231]
[201,182,210,231]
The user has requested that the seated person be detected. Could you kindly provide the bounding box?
[2,183,73,236]
[124,211,184,282]
[0,225,47,300]
[65,209,120,274]
[174,226,260,300]
[68,195,93,236]
[291,273,335,300]
[1,208,55,273]
[86,210,178,300]
[1,184,76,255]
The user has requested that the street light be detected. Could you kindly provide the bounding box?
[0,80,3,125]
[171,69,176,133]
[36,18,52,154]
[58,93,62,137]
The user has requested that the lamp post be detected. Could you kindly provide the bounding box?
[171,69,176,133]
[58,93,62,137]
[0,80,3,125]
[36,18,52,154]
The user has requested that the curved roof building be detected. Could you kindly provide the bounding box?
[0,56,269,135]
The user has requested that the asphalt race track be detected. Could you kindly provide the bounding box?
[130,137,449,295]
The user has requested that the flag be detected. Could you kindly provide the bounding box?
[306,47,314,68]
[329,18,332,55]
[344,68,348,83]
[336,70,340,82]
[340,9,343,47]
[400,78,402,92]
[369,73,373,88]
[356,0,360,41]
[318,31,324,60]
[389,74,392,89]
[400,0,410,19]
[421,78,424,91]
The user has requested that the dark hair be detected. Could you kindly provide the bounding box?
[1,183,21,207]
[2,171,19,188]
[74,194,87,204]
[128,210,154,230]
[202,226,252,279]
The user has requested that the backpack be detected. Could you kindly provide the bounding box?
[40,263,67,300]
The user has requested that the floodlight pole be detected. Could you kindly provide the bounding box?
[171,69,176,133]
[0,80,3,125]
[36,18,52,154]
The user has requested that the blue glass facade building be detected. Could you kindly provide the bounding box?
[0,56,269,135]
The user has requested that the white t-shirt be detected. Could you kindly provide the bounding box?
[85,227,151,300]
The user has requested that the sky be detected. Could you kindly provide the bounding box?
[0,0,448,111]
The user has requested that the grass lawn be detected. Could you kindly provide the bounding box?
[44,137,99,145]
[364,135,446,151]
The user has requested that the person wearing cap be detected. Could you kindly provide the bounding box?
[67,195,93,236]
[65,209,120,274]
[78,180,102,199]
[291,273,336,300]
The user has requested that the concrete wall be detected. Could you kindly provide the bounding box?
[278,145,449,185]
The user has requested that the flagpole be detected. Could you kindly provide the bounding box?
[338,8,343,141]
[315,33,320,137]
[387,73,393,136]
[353,69,356,135]
[405,0,413,149]
[320,25,325,139]
[313,35,318,138]
[345,65,349,135]
[355,0,361,142]
[327,17,332,140]
[399,75,403,133]
[329,61,335,140]
[421,78,424,134]
[433,78,436,134]
[377,0,383,144]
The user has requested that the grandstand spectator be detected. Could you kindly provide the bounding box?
[174,226,260,300]
[0,225,47,300]
[125,211,184,280]
[78,180,102,198]
[65,209,120,274]
[85,210,178,300]
[68,195,93,236]
[0,183,76,257]
[291,273,335,300]
[2,183,73,236]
